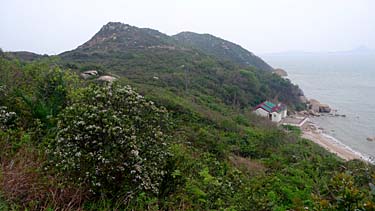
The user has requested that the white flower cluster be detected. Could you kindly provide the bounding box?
[0,106,17,130]
[48,84,170,195]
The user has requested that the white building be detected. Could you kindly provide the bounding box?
[254,101,287,122]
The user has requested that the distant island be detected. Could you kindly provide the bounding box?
[262,46,374,57]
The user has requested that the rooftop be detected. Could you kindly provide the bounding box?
[255,101,286,113]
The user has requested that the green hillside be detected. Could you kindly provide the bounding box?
[60,22,303,109]
[173,31,274,71]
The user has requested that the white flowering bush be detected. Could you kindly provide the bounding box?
[0,106,17,130]
[48,84,170,196]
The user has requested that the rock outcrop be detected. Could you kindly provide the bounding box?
[80,70,99,79]
[309,99,321,112]
[319,104,331,113]
[308,99,331,113]
[97,75,117,82]
[273,68,288,77]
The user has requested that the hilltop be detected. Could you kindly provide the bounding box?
[71,22,178,52]
[62,22,273,71]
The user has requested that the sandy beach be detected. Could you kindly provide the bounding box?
[302,129,362,161]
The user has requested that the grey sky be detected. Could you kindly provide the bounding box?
[1,0,374,55]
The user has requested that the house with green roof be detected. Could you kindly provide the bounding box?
[254,101,287,122]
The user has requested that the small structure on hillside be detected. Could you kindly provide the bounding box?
[281,116,309,128]
[254,101,287,122]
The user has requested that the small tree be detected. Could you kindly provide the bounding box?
[48,84,170,197]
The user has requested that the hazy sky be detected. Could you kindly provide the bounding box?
[1,0,374,55]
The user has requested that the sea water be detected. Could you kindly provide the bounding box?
[263,53,375,162]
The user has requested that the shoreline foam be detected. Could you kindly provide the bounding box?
[302,120,374,164]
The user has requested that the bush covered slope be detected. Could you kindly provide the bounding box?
[173,31,274,71]
[60,22,304,110]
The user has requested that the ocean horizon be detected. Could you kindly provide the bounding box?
[263,52,375,163]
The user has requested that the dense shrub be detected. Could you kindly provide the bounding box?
[0,58,79,130]
[47,84,171,197]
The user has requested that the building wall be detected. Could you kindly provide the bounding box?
[271,112,282,122]
[254,108,287,122]
[254,108,269,117]
[282,109,287,118]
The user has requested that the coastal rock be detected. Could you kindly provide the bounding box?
[298,111,309,116]
[307,99,331,113]
[308,99,321,112]
[273,68,288,77]
[80,70,98,79]
[319,104,331,113]
[308,110,320,117]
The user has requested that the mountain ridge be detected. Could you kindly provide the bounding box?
[61,22,273,72]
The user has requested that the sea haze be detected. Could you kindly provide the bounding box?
[263,51,375,160]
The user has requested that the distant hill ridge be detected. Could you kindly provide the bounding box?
[3,51,48,61]
[62,22,273,71]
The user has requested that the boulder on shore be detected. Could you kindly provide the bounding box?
[308,99,331,113]
[308,110,320,117]
[308,99,321,112]
[319,104,331,113]
[273,68,288,77]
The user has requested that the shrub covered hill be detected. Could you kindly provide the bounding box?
[1,22,375,210]
[60,22,303,109]
[172,31,273,71]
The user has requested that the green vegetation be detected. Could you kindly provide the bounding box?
[1,55,375,211]
[1,22,375,210]
[173,31,274,71]
[47,84,170,197]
